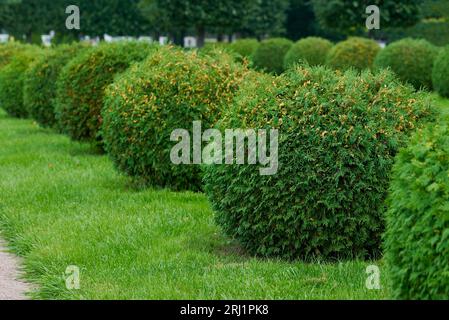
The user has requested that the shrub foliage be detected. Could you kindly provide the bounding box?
[0,46,43,118]
[284,37,333,68]
[204,66,434,260]
[102,47,249,191]
[229,39,260,59]
[432,46,449,98]
[55,41,155,143]
[374,38,438,90]
[326,37,380,71]
[251,38,293,74]
[0,42,26,69]
[385,124,449,299]
[24,43,89,128]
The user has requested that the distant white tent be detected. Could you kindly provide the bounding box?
[159,36,169,45]
[184,37,197,48]
[41,31,55,47]
[138,36,153,43]
[0,34,9,43]
[103,34,135,43]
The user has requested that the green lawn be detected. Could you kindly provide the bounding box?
[0,108,392,300]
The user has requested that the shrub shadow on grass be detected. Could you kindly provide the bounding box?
[67,143,103,157]
[12,125,51,137]
[187,231,250,263]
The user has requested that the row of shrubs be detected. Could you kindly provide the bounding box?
[227,36,449,99]
[0,40,447,299]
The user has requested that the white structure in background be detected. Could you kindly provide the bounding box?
[138,36,153,43]
[80,35,100,46]
[159,36,169,45]
[377,40,387,49]
[103,34,114,42]
[104,34,135,43]
[204,37,217,44]
[41,30,55,47]
[184,36,197,48]
[0,34,9,43]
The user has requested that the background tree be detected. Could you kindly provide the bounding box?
[311,0,421,35]
[285,0,344,41]
[0,0,59,41]
[380,0,449,46]
[0,0,149,42]
[139,0,289,45]
[242,0,290,39]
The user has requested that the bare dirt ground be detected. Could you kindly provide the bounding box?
[0,238,32,300]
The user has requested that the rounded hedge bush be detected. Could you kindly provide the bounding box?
[0,42,26,69]
[229,39,259,59]
[432,46,449,98]
[284,37,333,68]
[203,66,435,261]
[24,43,89,128]
[251,38,293,74]
[102,46,249,191]
[55,41,155,143]
[0,46,43,118]
[199,42,230,56]
[385,124,449,299]
[326,37,380,71]
[374,38,438,91]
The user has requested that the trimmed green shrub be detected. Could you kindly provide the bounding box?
[55,41,155,143]
[102,46,249,191]
[229,39,259,59]
[385,124,449,299]
[374,38,438,90]
[326,37,380,71]
[252,38,293,74]
[24,43,89,128]
[0,42,26,69]
[432,46,449,98]
[200,42,230,56]
[284,37,333,68]
[0,46,44,118]
[204,66,435,261]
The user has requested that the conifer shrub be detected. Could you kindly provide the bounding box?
[24,43,89,128]
[432,46,449,98]
[374,38,438,90]
[203,66,435,261]
[0,42,26,69]
[252,38,293,74]
[229,39,260,59]
[0,46,43,118]
[385,124,449,299]
[55,41,155,143]
[284,37,333,68]
[326,37,380,71]
[101,47,249,191]
[200,42,230,56]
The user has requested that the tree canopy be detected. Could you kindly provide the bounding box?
[0,0,148,40]
[139,0,289,44]
[311,0,421,34]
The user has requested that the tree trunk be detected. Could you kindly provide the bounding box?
[197,26,206,48]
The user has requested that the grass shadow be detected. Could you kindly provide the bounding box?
[67,142,104,157]
[187,230,251,263]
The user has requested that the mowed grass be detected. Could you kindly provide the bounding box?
[0,107,394,300]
